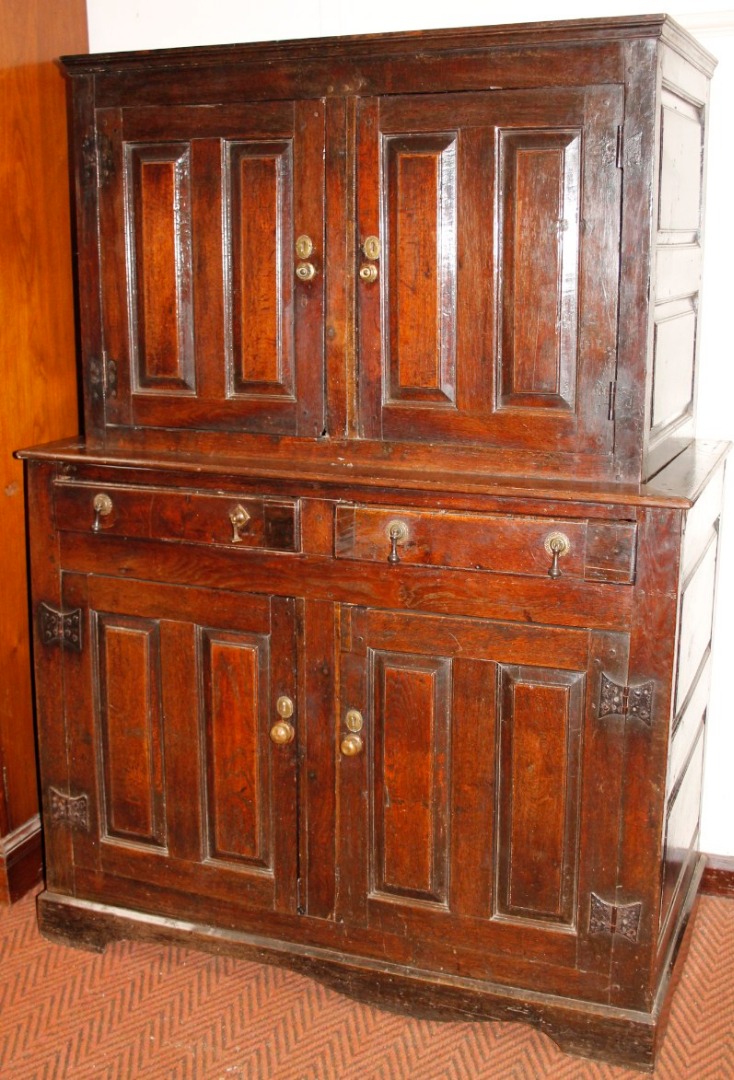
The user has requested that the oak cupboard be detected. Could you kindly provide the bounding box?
[20,15,726,1069]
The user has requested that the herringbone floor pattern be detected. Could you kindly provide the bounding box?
[0,891,732,1078]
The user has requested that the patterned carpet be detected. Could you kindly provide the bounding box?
[1,890,732,1079]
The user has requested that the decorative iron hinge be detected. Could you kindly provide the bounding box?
[608,380,616,421]
[48,788,90,832]
[599,674,654,725]
[589,893,642,942]
[38,602,83,652]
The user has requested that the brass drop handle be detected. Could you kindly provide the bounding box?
[545,531,571,579]
[270,695,295,745]
[229,505,251,543]
[92,493,113,533]
[386,520,409,565]
[341,708,364,756]
[295,234,317,281]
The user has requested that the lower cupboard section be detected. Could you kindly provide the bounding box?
[43,570,643,1003]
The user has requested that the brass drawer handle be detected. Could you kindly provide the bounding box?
[229,505,251,543]
[545,531,571,579]
[386,520,409,564]
[359,264,378,283]
[92,492,113,533]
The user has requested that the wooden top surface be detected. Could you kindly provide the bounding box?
[59,14,716,78]
[17,438,729,512]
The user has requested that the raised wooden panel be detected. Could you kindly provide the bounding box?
[383,134,457,406]
[126,143,195,393]
[651,298,697,438]
[201,630,271,867]
[660,726,704,935]
[371,651,451,904]
[498,130,580,411]
[224,140,294,398]
[658,90,703,235]
[496,665,585,926]
[94,614,165,847]
[676,532,718,713]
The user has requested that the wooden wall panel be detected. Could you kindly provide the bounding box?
[0,0,88,902]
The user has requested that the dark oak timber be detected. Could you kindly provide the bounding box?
[18,14,728,1071]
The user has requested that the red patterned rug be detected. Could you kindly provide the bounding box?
[1,890,732,1078]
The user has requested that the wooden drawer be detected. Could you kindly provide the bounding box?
[335,505,636,584]
[54,481,299,552]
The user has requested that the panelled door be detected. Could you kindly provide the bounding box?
[336,605,631,997]
[356,87,623,456]
[58,573,299,918]
[95,100,325,436]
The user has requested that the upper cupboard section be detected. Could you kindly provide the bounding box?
[91,86,622,458]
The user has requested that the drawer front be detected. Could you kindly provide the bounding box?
[335,505,636,584]
[54,481,299,552]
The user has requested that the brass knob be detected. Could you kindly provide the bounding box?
[92,492,113,533]
[544,531,571,579]
[296,261,317,281]
[359,264,378,283]
[229,505,251,543]
[341,733,363,756]
[270,720,295,745]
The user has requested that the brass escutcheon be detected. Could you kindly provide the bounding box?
[277,695,294,719]
[362,235,380,260]
[345,708,363,732]
[295,234,314,259]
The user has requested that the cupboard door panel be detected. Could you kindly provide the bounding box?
[372,652,451,904]
[127,143,195,393]
[202,630,271,867]
[496,665,585,925]
[61,574,298,917]
[97,101,324,436]
[224,140,294,397]
[95,614,166,847]
[357,87,622,457]
[337,605,628,990]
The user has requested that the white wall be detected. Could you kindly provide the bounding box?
[85,1,734,856]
